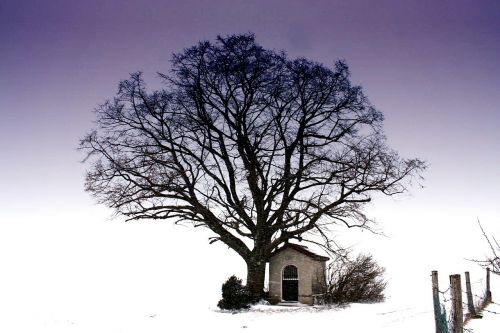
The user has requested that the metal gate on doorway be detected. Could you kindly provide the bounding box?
[282,265,298,301]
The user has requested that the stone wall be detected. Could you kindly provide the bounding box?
[268,247,326,305]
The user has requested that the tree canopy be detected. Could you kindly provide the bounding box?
[80,34,425,298]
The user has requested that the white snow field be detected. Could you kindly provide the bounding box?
[1,211,499,332]
[468,301,500,332]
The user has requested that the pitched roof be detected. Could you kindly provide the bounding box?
[269,243,330,261]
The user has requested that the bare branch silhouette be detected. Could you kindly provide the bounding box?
[80,34,426,299]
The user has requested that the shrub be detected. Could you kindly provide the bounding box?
[217,275,252,310]
[325,254,386,304]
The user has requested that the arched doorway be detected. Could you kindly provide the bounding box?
[282,265,298,301]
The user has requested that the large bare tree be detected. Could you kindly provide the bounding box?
[80,34,425,300]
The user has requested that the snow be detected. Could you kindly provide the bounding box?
[211,303,434,332]
[3,298,499,333]
[1,215,499,332]
[0,301,433,333]
[468,301,500,332]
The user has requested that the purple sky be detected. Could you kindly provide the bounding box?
[0,0,500,228]
[0,0,500,210]
[1,0,499,253]
[0,1,499,329]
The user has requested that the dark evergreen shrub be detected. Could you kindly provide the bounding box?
[217,275,252,310]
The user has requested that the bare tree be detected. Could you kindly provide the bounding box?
[475,219,500,275]
[80,34,426,300]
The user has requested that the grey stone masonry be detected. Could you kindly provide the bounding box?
[268,244,328,305]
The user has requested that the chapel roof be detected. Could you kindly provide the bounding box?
[269,243,330,261]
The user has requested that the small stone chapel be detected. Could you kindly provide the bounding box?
[268,243,329,305]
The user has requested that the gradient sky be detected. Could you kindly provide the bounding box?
[2,0,499,225]
[0,0,499,330]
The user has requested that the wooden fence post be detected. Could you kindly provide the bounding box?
[464,271,477,318]
[486,267,492,303]
[432,271,441,333]
[450,274,463,333]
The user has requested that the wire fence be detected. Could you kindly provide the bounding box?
[434,286,449,332]
[432,268,493,333]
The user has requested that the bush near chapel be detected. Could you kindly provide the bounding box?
[217,275,252,310]
[325,254,386,304]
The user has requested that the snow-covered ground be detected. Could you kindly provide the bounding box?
[468,301,500,332]
[4,289,498,332]
[210,302,435,333]
[1,214,499,332]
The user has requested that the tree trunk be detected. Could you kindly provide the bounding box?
[246,258,267,301]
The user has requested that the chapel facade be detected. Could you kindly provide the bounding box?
[268,243,328,305]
